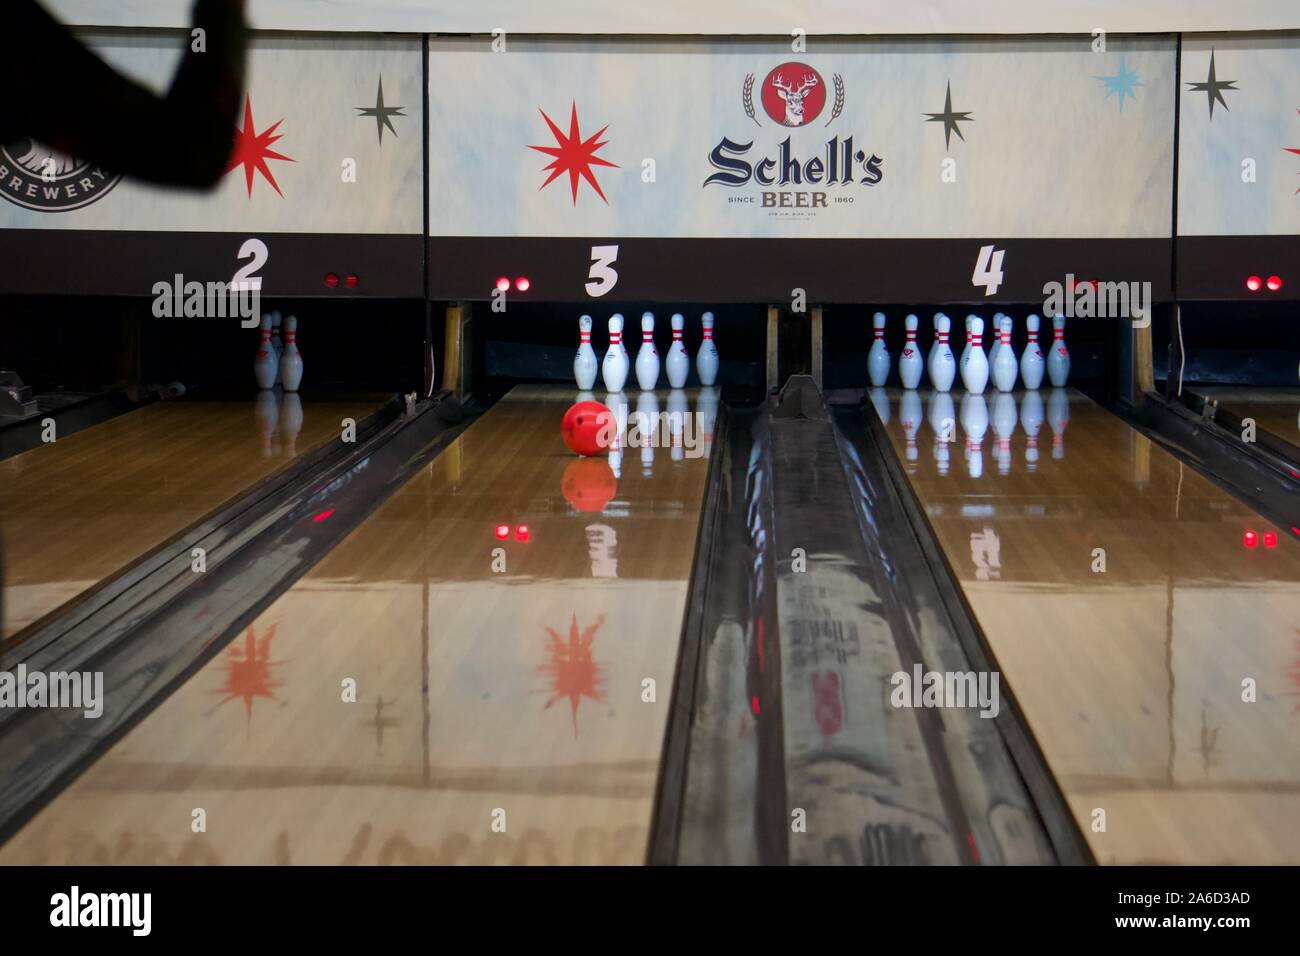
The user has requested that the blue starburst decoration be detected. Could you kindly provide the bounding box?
[1096,56,1145,112]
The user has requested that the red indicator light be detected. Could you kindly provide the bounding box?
[495,277,510,292]
[1246,275,1262,292]
[515,277,531,292]
[313,508,335,523]
[515,525,530,542]
[751,695,761,715]
[1243,530,1258,548]
[1263,531,1278,549]
[495,524,510,540]
[345,274,359,289]
[325,272,340,288]
[1266,275,1282,291]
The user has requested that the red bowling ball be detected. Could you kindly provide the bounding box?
[561,401,615,457]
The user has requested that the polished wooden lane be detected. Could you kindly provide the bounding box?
[1,397,380,641]
[873,387,1300,864]
[0,387,715,865]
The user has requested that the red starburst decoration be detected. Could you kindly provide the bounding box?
[224,94,294,198]
[529,103,619,205]
[212,623,284,728]
[539,613,606,735]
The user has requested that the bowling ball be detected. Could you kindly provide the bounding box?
[562,458,617,512]
[561,401,614,457]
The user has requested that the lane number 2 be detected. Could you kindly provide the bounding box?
[585,245,619,297]
[233,238,268,292]
[971,244,1005,296]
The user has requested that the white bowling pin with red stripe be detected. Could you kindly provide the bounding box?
[635,312,660,390]
[602,314,629,393]
[928,314,956,392]
[574,315,598,390]
[1047,315,1071,387]
[899,314,923,389]
[665,313,690,388]
[254,314,277,390]
[280,315,303,392]
[991,317,1018,392]
[867,312,890,387]
[959,315,988,394]
[696,312,719,386]
[1020,314,1046,390]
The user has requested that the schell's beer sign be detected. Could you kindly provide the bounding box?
[703,62,884,215]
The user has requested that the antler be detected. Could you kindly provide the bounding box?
[795,73,820,95]
[771,73,794,94]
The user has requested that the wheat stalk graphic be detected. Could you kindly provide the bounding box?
[825,73,845,126]
[742,73,760,127]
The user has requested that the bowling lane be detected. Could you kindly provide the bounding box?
[1204,388,1300,454]
[1,397,382,642]
[873,387,1300,864]
[0,386,715,865]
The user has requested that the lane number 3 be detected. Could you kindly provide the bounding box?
[585,245,619,297]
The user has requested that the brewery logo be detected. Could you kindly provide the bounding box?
[706,62,882,208]
[0,141,120,212]
[745,62,843,128]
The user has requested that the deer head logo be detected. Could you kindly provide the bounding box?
[771,71,820,126]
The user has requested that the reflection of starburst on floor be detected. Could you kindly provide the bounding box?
[539,614,606,735]
[212,624,284,730]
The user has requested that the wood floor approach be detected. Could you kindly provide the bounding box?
[0,388,714,865]
[1,397,380,642]
[874,387,1300,864]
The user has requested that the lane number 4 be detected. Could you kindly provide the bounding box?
[972,244,1005,296]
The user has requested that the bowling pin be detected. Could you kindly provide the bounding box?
[665,313,690,388]
[1020,314,1046,390]
[959,316,989,394]
[1047,315,1071,387]
[867,311,890,387]
[280,315,303,392]
[253,388,279,458]
[635,312,660,390]
[574,314,599,390]
[602,314,629,392]
[961,392,989,479]
[992,392,1017,475]
[253,314,277,390]
[928,314,956,392]
[899,314,923,389]
[988,312,1005,366]
[959,315,973,370]
[270,311,284,386]
[696,312,719,386]
[280,391,303,456]
[1020,390,1044,471]
[991,317,1018,392]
